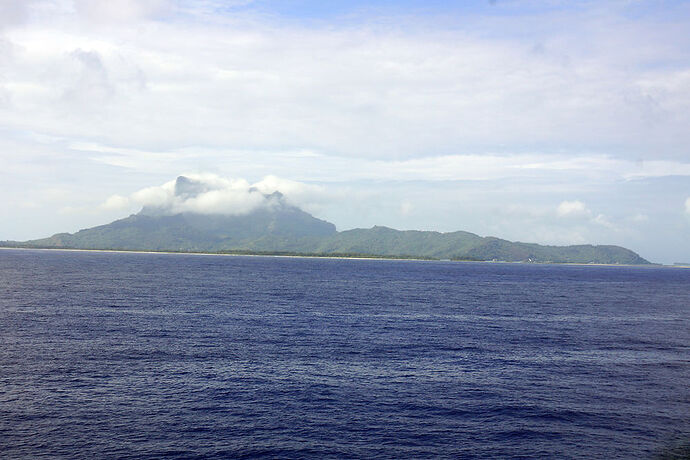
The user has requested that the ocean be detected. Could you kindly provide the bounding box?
[1,249,688,459]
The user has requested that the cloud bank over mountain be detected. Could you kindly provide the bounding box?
[104,174,325,217]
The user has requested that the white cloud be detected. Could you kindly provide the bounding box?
[556,200,619,230]
[252,175,324,203]
[686,197,690,214]
[174,186,265,215]
[592,213,617,230]
[400,201,414,216]
[101,194,129,211]
[66,141,690,182]
[130,182,175,208]
[106,173,324,216]
[556,200,589,218]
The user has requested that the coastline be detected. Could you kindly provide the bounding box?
[0,245,674,267]
[0,246,433,262]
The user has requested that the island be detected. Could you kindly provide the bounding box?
[2,176,650,265]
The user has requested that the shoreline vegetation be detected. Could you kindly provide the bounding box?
[0,245,669,267]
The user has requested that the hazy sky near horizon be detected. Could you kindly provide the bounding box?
[1,0,689,263]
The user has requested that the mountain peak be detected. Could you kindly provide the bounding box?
[138,176,291,217]
[174,176,210,199]
[267,190,284,201]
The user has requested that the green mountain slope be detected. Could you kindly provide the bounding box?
[313,226,484,258]
[27,206,336,252]
[307,226,647,264]
[13,214,649,264]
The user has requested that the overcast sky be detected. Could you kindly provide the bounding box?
[1,0,689,263]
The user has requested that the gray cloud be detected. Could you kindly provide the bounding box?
[0,0,31,30]
[2,1,690,160]
[72,0,170,23]
[61,49,113,106]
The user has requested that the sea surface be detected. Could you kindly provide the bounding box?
[1,249,688,459]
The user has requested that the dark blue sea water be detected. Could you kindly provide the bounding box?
[1,249,688,459]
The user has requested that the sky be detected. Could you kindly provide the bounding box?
[1,0,689,264]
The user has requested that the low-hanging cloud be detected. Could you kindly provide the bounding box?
[103,173,325,216]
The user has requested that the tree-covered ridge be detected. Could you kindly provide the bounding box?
[9,205,650,265]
